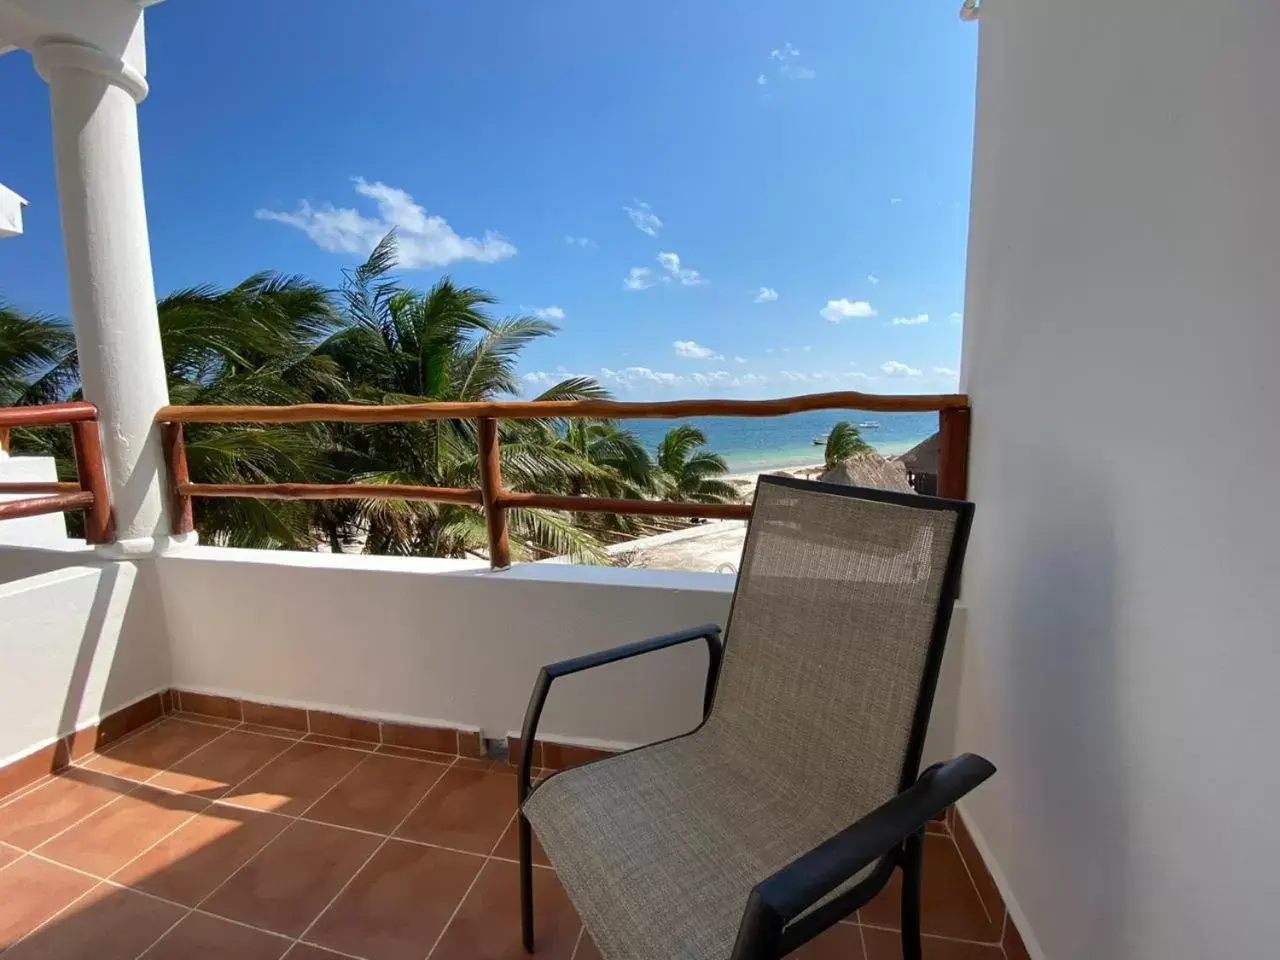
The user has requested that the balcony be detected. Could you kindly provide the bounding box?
[0,390,1026,959]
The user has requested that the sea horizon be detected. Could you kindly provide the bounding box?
[625,410,937,475]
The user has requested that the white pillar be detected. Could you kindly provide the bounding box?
[32,39,182,554]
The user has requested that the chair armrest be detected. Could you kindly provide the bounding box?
[516,624,724,803]
[730,754,996,959]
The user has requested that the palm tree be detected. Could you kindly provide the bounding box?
[0,301,77,409]
[824,420,873,468]
[315,232,614,563]
[655,424,737,504]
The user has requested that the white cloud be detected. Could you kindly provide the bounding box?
[820,298,877,322]
[623,267,654,291]
[880,360,923,377]
[867,275,880,285]
[564,235,596,248]
[528,305,565,320]
[764,347,775,354]
[770,42,800,60]
[801,345,812,352]
[933,367,959,377]
[780,64,816,81]
[624,200,662,237]
[950,312,964,323]
[733,356,746,364]
[846,371,875,382]
[892,313,930,326]
[657,251,703,286]
[889,197,904,204]
[673,340,722,360]
[754,287,778,303]
[256,178,515,269]
[756,74,768,86]
[735,372,768,386]
[692,370,731,386]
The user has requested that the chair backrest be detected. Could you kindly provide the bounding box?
[704,476,974,822]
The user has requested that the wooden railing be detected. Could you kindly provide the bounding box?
[156,391,970,570]
[0,401,114,543]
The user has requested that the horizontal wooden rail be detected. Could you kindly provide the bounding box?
[156,390,969,425]
[178,482,484,505]
[0,481,81,495]
[0,491,95,522]
[0,402,114,543]
[154,391,970,568]
[0,401,98,428]
[496,491,752,521]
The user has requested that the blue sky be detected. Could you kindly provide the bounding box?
[0,0,977,397]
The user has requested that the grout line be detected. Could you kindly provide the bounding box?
[2,724,252,957]
[946,820,1001,928]
[294,748,464,951]
[569,923,586,960]
[423,808,519,960]
[0,774,57,812]
[858,922,1007,948]
[857,918,869,959]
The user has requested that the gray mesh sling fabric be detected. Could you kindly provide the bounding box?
[523,479,962,960]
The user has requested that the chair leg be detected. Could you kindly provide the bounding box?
[519,813,535,953]
[900,830,925,960]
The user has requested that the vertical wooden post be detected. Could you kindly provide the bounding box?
[937,406,971,500]
[0,425,10,453]
[160,422,194,535]
[71,419,114,544]
[476,416,511,570]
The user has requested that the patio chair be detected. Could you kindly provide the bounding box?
[516,476,993,960]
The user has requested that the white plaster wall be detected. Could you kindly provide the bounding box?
[0,556,171,766]
[0,455,70,547]
[157,547,969,757]
[958,2,1280,957]
[157,548,734,747]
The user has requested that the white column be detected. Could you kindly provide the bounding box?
[32,39,184,554]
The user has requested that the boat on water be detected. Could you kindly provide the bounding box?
[812,437,824,445]
[857,420,881,429]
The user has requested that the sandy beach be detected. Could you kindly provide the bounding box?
[722,461,827,497]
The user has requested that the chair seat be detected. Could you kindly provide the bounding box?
[523,731,877,960]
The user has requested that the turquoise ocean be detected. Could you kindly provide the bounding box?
[625,410,938,475]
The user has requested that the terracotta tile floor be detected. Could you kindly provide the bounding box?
[0,716,1010,959]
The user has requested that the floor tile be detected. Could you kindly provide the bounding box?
[431,859,580,960]
[148,731,294,799]
[0,856,97,947]
[224,742,367,815]
[862,927,1004,959]
[858,836,1002,942]
[305,755,448,834]
[307,840,484,960]
[2,882,185,960]
[112,805,291,906]
[239,723,305,740]
[286,945,352,960]
[0,769,136,850]
[788,921,865,958]
[303,733,377,752]
[0,843,21,869]
[202,819,380,936]
[376,744,458,764]
[83,720,227,782]
[394,766,515,854]
[143,910,292,960]
[575,932,603,960]
[952,818,1005,926]
[492,817,550,866]
[169,712,240,729]
[39,785,207,877]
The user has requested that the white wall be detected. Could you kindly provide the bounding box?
[0,555,171,766]
[959,2,1280,957]
[0,455,70,547]
[158,549,735,748]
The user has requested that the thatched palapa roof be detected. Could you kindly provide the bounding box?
[817,452,912,493]
[899,432,940,476]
